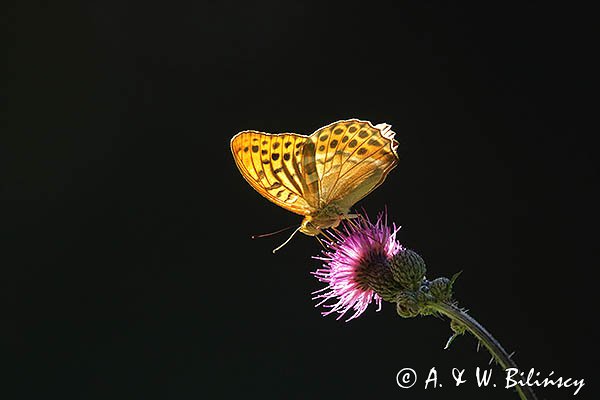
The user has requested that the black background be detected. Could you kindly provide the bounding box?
[5,1,598,399]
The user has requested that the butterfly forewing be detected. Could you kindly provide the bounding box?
[309,119,398,208]
[230,131,316,215]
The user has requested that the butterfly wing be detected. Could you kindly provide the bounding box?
[309,119,399,210]
[230,130,318,216]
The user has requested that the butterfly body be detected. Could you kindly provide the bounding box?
[231,119,399,237]
[299,203,348,236]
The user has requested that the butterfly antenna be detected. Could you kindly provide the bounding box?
[346,217,361,231]
[272,226,302,254]
[251,224,297,239]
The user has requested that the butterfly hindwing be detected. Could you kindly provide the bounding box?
[230,131,316,215]
[309,119,399,208]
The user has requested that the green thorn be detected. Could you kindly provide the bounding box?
[450,270,463,286]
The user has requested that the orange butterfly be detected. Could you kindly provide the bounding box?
[231,119,398,249]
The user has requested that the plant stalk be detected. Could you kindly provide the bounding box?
[429,301,538,400]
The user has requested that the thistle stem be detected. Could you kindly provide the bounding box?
[429,302,538,400]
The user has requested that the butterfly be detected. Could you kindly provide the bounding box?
[230,118,399,248]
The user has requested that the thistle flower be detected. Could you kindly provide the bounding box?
[312,212,406,321]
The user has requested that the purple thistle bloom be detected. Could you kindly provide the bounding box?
[312,212,404,321]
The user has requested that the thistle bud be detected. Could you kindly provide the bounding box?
[390,248,427,291]
[429,277,452,303]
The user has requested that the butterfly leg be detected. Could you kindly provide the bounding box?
[345,214,363,231]
[315,235,327,249]
[319,230,335,243]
